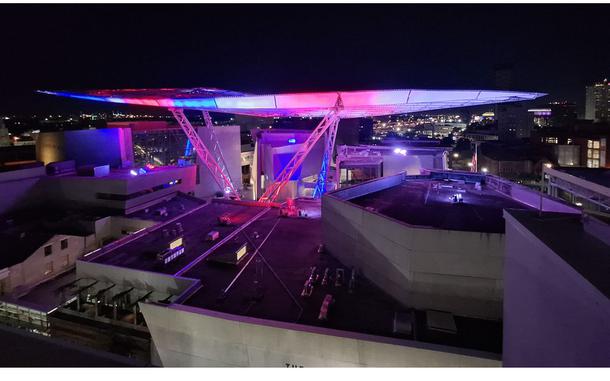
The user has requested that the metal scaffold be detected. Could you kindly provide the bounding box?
[169,108,240,199]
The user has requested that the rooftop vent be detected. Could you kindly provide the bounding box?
[393,311,414,336]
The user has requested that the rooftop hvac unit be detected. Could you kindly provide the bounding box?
[207,240,248,266]
[206,230,220,241]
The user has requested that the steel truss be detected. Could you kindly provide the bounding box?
[313,117,340,198]
[259,96,343,203]
[169,108,240,199]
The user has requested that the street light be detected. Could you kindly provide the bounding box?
[453,153,459,158]
[481,167,488,173]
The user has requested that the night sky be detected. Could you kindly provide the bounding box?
[1,4,608,114]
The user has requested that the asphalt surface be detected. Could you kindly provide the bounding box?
[91,202,266,274]
[350,180,532,233]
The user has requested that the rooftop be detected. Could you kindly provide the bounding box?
[349,178,532,233]
[87,199,502,355]
[88,201,267,275]
[504,209,610,299]
[0,192,203,270]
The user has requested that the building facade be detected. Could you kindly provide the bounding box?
[585,79,610,122]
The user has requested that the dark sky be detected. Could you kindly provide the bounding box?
[0,4,608,114]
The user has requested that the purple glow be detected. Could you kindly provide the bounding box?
[39,88,547,119]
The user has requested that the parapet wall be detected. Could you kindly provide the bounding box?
[141,302,500,367]
[322,194,504,319]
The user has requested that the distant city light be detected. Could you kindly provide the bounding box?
[129,169,138,176]
[453,153,459,158]
[288,138,296,144]
[393,148,407,156]
[467,162,473,167]
[544,163,553,169]
[481,167,488,173]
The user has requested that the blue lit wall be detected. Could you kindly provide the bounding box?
[36,128,133,168]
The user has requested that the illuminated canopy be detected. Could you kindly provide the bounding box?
[40,87,545,118]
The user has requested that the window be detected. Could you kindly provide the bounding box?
[44,245,53,256]
[60,239,68,250]
[63,255,70,268]
[587,140,601,168]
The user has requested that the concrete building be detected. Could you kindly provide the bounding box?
[503,209,610,366]
[477,142,553,182]
[535,125,609,169]
[36,128,134,168]
[334,144,448,188]
[23,196,517,366]
[41,164,197,214]
[0,220,95,297]
[0,192,205,357]
[322,170,579,320]
[496,102,533,140]
[251,129,325,200]
[585,79,610,122]
[0,162,46,215]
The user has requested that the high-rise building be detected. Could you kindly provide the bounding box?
[585,79,609,122]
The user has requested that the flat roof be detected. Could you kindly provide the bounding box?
[89,200,501,354]
[40,88,545,119]
[88,201,267,275]
[505,209,610,299]
[349,179,533,233]
[181,209,501,353]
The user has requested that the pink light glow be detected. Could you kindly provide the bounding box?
[41,88,546,119]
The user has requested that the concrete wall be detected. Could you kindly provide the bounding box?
[141,303,500,367]
[3,234,89,295]
[195,125,242,198]
[322,195,504,319]
[503,212,610,366]
[382,154,435,176]
[0,166,46,215]
[91,216,156,246]
[40,165,196,212]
